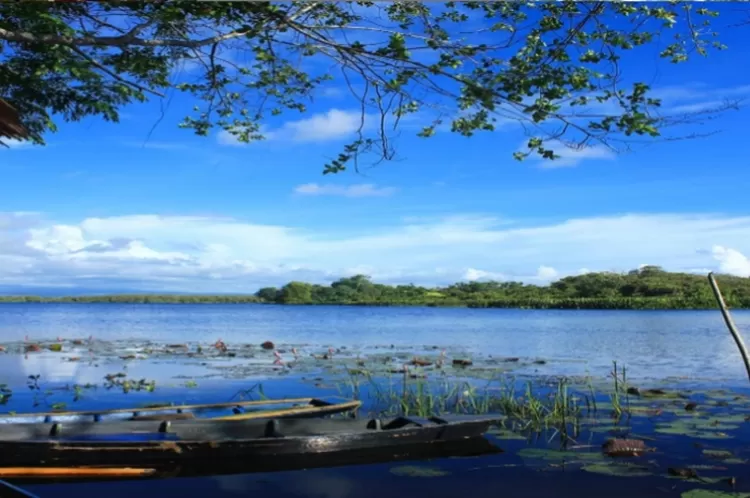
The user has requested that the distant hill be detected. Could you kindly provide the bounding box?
[1,267,747,309]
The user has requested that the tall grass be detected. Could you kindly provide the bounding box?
[339,367,588,435]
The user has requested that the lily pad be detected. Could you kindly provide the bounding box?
[702,450,733,460]
[390,465,450,477]
[681,491,750,498]
[665,471,728,484]
[587,424,631,434]
[518,448,605,464]
[655,420,737,439]
[582,462,652,477]
[487,427,527,440]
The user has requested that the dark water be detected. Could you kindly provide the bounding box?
[2,304,750,498]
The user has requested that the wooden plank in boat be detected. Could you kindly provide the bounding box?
[0,397,359,424]
[212,400,362,421]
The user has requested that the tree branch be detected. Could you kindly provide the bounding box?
[69,46,165,97]
[0,26,252,48]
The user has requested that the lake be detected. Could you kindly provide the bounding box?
[1,304,749,384]
[2,304,750,498]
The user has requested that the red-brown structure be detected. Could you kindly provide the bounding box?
[0,98,30,144]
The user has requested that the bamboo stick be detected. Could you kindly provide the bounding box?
[707,272,750,383]
[0,467,156,478]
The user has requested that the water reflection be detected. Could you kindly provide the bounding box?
[1,305,750,384]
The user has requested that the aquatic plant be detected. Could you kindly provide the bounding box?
[338,367,587,435]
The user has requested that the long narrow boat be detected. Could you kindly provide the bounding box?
[0,414,499,466]
[0,397,361,424]
[3,437,502,484]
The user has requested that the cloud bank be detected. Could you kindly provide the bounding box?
[0,211,748,293]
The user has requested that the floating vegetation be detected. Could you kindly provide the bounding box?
[681,491,750,498]
[389,465,450,478]
[581,462,653,477]
[2,339,750,496]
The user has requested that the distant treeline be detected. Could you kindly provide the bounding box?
[1,267,748,309]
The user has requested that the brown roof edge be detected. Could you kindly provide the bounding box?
[0,98,31,143]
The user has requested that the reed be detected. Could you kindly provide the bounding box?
[338,368,586,433]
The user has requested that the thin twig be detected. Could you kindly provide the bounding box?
[69,46,165,97]
[707,272,750,383]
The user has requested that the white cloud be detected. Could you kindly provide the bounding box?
[521,139,616,168]
[216,130,244,147]
[536,265,559,280]
[294,183,397,198]
[282,109,363,142]
[464,265,558,282]
[713,245,750,277]
[216,109,363,146]
[1,212,750,292]
[464,268,505,281]
[1,139,32,149]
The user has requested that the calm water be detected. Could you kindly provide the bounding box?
[4,304,750,498]
[0,304,749,385]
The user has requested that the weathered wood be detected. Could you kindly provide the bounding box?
[0,467,155,478]
[0,99,30,143]
[0,415,499,466]
[213,400,362,421]
[708,272,750,383]
[7,437,502,484]
[129,413,196,421]
[0,397,358,424]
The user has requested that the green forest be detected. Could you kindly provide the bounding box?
[1,267,748,309]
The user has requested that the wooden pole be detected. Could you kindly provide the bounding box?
[707,272,750,383]
[0,467,156,479]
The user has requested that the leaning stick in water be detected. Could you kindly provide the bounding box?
[708,272,750,383]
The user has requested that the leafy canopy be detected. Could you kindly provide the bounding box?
[0,1,733,172]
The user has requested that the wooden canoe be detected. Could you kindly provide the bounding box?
[0,415,500,466]
[0,397,361,424]
[3,437,502,483]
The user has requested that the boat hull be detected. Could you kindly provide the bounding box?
[0,415,498,466]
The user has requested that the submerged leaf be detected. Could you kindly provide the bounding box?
[487,427,527,440]
[702,449,733,460]
[680,491,750,498]
[582,462,652,477]
[390,465,450,477]
[518,448,605,464]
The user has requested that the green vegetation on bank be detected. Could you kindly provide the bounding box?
[0,267,748,309]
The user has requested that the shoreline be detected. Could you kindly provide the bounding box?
[2,268,749,309]
[0,297,745,310]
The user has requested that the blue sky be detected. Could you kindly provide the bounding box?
[1,4,750,293]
